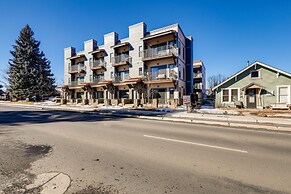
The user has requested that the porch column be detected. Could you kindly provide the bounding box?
[166,88,170,100]
[133,90,137,99]
[104,90,107,99]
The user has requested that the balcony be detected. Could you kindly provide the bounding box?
[90,59,106,70]
[111,54,132,66]
[144,70,178,82]
[68,64,85,74]
[91,77,105,85]
[194,83,203,90]
[194,73,202,78]
[69,80,85,87]
[141,46,178,61]
[112,74,130,83]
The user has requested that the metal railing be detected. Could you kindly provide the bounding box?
[112,74,130,83]
[111,54,132,65]
[69,80,85,87]
[92,77,105,85]
[90,59,106,69]
[194,73,202,78]
[68,64,85,73]
[144,70,178,81]
[140,45,178,59]
[194,83,203,89]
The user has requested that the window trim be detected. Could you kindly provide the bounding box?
[277,85,291,104]
[221,88,240,103]
[250,70,261,79]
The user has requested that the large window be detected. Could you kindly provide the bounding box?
[222,89,229,102]
[278,86,290,103]
[151,65,166,80]
[76,92,84,99]
[222,88,240,102]
[231,89,238,101]
[119,90,129,99]
[97,91,104,99]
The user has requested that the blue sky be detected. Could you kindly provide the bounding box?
[0,0,291,87]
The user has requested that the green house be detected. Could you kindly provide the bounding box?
[213,61,291,109]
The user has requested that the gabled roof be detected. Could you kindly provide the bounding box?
[213,61,291,90]
[241,82,265,91]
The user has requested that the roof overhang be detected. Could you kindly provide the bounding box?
[67,54,85,60]
[213,61,291,91]
[89,49,105,55]
[141,30,176,41]
[111,42,130,49]
[241,83,266,91]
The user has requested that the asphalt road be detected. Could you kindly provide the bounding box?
[1,105,291,194]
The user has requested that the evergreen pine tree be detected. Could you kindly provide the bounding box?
[8,25,55,101]
[0,84,4,96]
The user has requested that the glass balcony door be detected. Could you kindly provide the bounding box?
[151,65,166,80]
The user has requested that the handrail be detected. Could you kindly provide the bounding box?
[141,45,178,59]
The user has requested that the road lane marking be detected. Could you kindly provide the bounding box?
[143,135,248,154]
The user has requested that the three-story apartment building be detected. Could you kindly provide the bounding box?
[193,60,206,102]
[60,22,193,108]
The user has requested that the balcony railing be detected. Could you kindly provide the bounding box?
[112,74,130,83]
[194,83,203,89]
[68,64,85,73]
[69,80,85,87]
[141,46,178,61]
[111,54,132,66]
[194,73,202,78]
[90,59,106,69]
[144,70,178,81]
[92,77,105,85]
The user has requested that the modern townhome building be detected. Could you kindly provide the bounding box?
[60,22,193,108]
[213,61,291,109]
[193,60,206,102]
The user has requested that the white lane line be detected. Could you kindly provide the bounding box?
[143,135,248,154]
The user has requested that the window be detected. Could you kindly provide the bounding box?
[138,46,142,57]
[251,70,260,78]
[231,89,238,101]
[90,74,92,81]
[169,88,174,99]
[222,88,240,102]
[111,72,114,78]
[168,40,176,48]
[278,86,289,103]
[178,41,181,55]
[97,91,104,99]
[110,53,113,63]
[139,67,143,76]
[68,77,71,83]
[222,89,229,102]
[169,64,174,70]
[76,92,84,99]
[119,90,129,98]
[151,65,166,80]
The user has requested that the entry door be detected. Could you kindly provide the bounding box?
[247,89,256,108]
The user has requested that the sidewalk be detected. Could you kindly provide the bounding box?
[1,102,291,132]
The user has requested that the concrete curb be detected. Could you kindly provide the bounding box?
[137,116,291,132]
[2,103,291,133]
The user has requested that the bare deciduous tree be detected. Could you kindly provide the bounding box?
[207,74,227,93]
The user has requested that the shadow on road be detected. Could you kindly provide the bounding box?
[0,107,171,126]
[0,110,123,126]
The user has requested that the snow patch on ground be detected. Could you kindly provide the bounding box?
[157,108,173,112]
[195,109,241,115]
[98,106,123,110]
